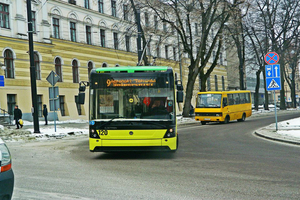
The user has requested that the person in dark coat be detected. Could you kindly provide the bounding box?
[43,104,48,125]
[14,105,22,129]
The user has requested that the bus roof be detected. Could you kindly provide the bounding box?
[197,90,251,94]
[95,66,170,73]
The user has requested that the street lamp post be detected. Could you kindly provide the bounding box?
[26,0,40,133]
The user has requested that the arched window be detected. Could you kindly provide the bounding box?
[88,61,93,76]
[4,49,14,78]
[72,60,79,83]
[34,52,41,80]
[102,62,107,68]
[55,57,62,82]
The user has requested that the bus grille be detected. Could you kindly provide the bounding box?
[195,112,222,116]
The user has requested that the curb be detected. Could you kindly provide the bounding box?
[254,128,300,146]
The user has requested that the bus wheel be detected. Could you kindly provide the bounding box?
[201,121,207,125]
[224,116,230,124]
[238,113,246,122]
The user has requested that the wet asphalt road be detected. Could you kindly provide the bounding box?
[7,111,300,200]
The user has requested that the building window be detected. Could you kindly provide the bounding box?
[7,94,16,115]
[84,0,90,9]
[207,77,211,91]
[111,0,116,17]
[70,22,76,42]
[75,95,82,115]
[145,12,149,27]
[86,25,91,45]
[213,50,216,61]
[154,15,158,30]
[125,35,130,52]
[88,61,93,76]
[163,22,167,32]
[222,76,225,91]
[113,32,118,50]
[123,4,128,21]
[220,53,223,65]
[37,95,42,117]
[55,57,62,82]
[32,11,36,33]
[186,20,190,34]
[156,44,160,58]
[34,52,41,80]
[59,95,66,116]
[215,75,218,91]
[100,29,105,47]
[173,47,176,61]
[98,0,104,13]
[4,49,14,78]
[165,45,169,59]
[53,18,60,39]
[0,3,10,29]
[72,60,79,83]
[68,0,76,5]
[102,63,107,68]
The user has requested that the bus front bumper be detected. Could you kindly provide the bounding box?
[89,138,177,152]
[195,116,224,122]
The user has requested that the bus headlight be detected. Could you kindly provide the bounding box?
[164,128,176,138]
[90,129,100,139]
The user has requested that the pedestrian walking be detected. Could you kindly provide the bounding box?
[14,105,23,129]
[43,104,48,125]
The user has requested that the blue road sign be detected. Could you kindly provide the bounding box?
[265,64,281,91]
[0,75,4,87]
[265,52,279,65]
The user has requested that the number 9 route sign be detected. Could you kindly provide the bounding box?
[264,52,279,65]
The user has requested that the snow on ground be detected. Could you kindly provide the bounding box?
[1,107,300,142]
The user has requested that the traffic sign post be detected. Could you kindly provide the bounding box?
[265,52,281,131]
[46,71,60,132]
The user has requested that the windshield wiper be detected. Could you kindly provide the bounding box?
[98,116,124,129]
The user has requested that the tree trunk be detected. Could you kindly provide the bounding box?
[254,70,261,111]
[262,68,269,110]
[182,67,198,117]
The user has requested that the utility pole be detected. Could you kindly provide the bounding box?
[136,8,142,65]
[26,0,40,133]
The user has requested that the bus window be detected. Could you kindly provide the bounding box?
[233,93,240,104]
[196,94,221,108]
[228,94,234,105]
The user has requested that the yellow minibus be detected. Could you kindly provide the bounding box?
[195,90,252,125]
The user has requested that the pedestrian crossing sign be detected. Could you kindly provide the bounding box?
[265,65,281,91]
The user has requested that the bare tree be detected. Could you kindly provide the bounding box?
[142,0,244,116]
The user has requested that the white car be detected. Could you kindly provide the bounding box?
[0,137,14,200]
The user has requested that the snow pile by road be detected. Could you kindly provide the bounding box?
[1,107,299,142]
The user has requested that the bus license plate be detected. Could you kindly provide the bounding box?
[204,118,210,121]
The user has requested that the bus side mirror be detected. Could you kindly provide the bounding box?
[223,98,227,107]
[77,93,85,104]
[79,85,86,92]
[177,91,184,103]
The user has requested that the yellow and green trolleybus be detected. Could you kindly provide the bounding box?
[195,90,252,125]
[79,66,183,152]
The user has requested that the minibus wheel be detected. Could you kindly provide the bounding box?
[238,113,246,122]
[201,121,207,125]
[224,116,230,124]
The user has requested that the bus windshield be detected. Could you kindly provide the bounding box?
[91,87,175,121]
[196,94,222,108]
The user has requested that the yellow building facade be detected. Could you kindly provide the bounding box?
[0,0,230,122]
